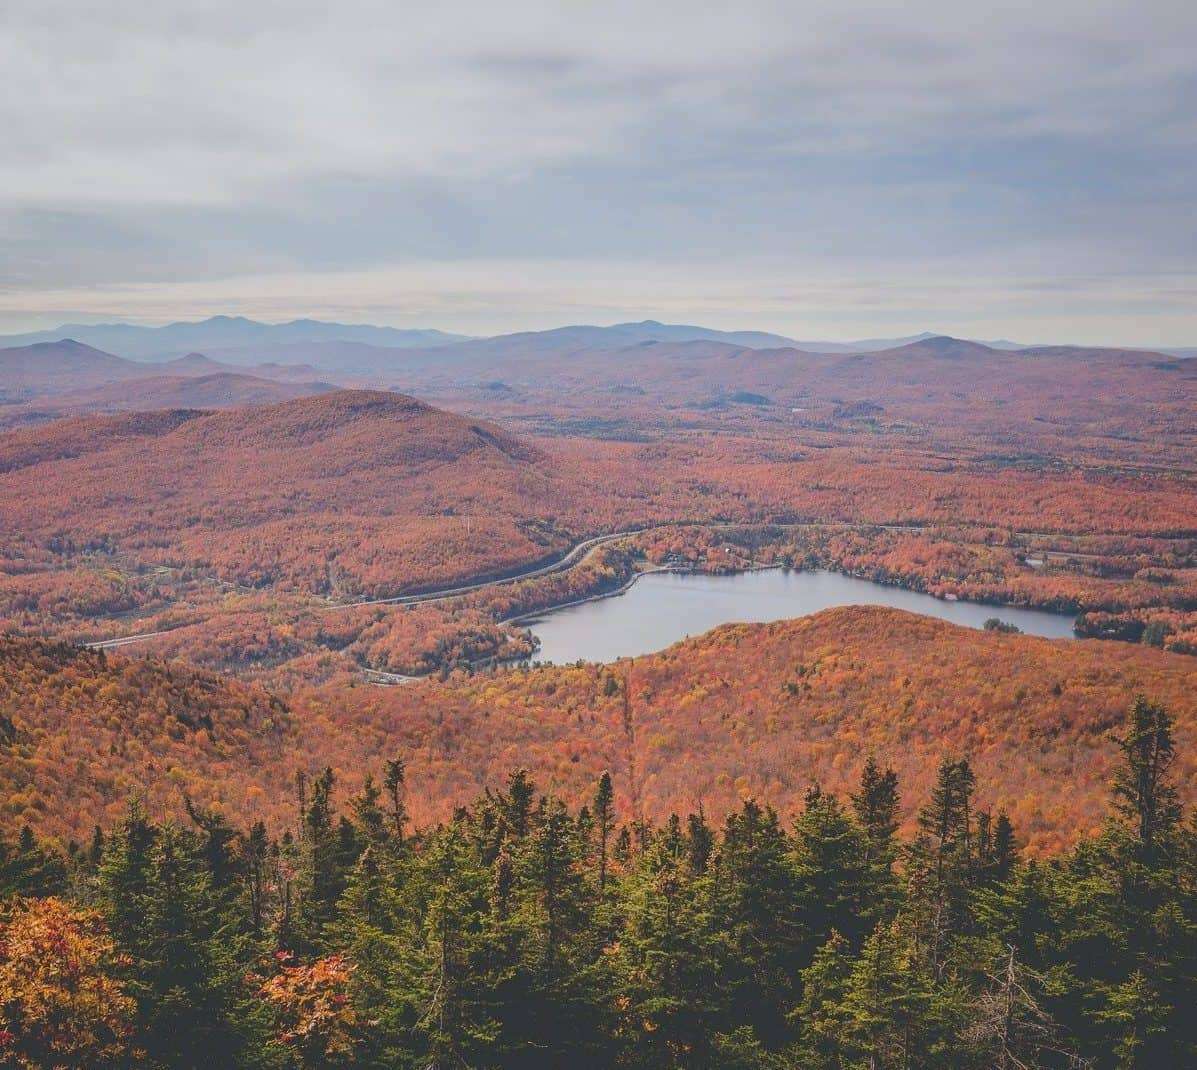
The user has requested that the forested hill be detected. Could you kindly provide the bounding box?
[0,635,296,834]
[2,607,1195,852]
[0,697,1192,1067]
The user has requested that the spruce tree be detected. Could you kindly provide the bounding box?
[593,771,615,892]
[790,789,883,952]
[1113,696,1181,861]
[851,755,900,867]
[611,834,725,1068]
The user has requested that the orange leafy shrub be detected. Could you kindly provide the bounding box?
[259,953,359,1066]
[0,897,136,1068]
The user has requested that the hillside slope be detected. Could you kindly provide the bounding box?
[325,605,1197,854]
[0,373,338,426]
[0,339,146,398]
[4,608,1192,851]
[0,389,597,595]
[0,636,294,836]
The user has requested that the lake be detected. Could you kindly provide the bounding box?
[521,568,1077,664]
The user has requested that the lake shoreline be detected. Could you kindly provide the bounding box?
[519,566,1079,666]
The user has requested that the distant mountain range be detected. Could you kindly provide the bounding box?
[5,315,1191,363]
[0,319,1190,395]
[0,316,469,360]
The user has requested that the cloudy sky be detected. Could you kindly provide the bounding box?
[3,0,1195,344]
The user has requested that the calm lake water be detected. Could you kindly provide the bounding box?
[522,568,1076,665]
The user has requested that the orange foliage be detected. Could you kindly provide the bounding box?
[0,897,136,1068]
[259,953,359,1066]
[0,637,295,835]
[3,609,1195,857]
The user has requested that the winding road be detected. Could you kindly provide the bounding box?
[84,528,642,651]
[330,528,643,610]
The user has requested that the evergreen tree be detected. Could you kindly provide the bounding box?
[611,834,725,1068]
[0,824,66,897]
[709,800,805,1049]
[851,755,901,867]
[838,921,961,1070]
[1113,696,1182,861]
[351,774,389,852]
[101,822,250,1068]
[907,757,978,974]
[294,767,349,950]
[790,789,884,951]
[383,757,409,846]
[687,810,714,876]
[593,771,615,892]
[0,715,1191,1067]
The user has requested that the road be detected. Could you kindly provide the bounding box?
[326,528,643,610]
[84,630,174,651]
[82,529,644,651]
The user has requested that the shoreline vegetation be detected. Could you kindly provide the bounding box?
[69,518,1197,681]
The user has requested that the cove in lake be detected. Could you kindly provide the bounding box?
[522,568,1077,665]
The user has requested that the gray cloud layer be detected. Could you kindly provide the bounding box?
[2,0,1195,342]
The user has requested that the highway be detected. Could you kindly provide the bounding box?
[326,528,643,610]
[85,629,175,651]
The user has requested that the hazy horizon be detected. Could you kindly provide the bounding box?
[4,0,1196,346]
[1,311,1190,352]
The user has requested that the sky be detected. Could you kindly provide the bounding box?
[2,0,1195,345]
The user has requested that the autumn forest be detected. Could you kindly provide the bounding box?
[0,322,1195,1070]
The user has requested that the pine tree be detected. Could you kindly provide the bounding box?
[709,800,805,1049]
[990,811,1016,883]
[242,821,270,936]
[294,766,348,950]
[793,931,854,1069]
[0,824,66,897]
[102,822,249,1068]
[405,827,501,1069]
[1113,696,1181,861]
[612,835,725,1068]
[907,757,979,975]
[593,771,615,892]
[96,800,157,952]
[383,757,409,846]
[687,810,714,876]
[503,769,537,840]
[790,789,883,952]
[839,921,960,1069]
[351,774,389,852]
[851,755,901,867]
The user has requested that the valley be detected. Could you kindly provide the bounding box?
[7,7,1197,1061]
[1,323,1194,827]
[2,325,1195,691]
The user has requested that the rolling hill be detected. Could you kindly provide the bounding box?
[0,338,335,406]
[0,373,339,427]
[389,333,1195,465]
[2,607,1194,852]
[0,389,608,596]
[0,339,148,399]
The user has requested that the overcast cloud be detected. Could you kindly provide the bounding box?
[2,0,1195,343]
